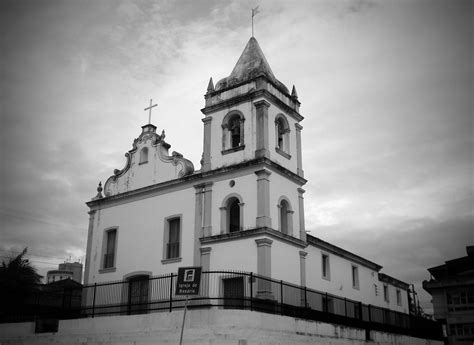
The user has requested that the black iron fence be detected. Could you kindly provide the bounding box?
[1,271,442,340]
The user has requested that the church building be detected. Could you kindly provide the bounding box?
[84,37,409,314]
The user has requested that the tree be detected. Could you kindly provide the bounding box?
[0,248,43,316]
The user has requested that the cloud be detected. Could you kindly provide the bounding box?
[1,0,472,311]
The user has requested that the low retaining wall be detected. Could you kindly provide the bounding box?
[0,309,443,345]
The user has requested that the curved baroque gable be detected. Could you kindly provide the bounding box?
[103,125,194,197]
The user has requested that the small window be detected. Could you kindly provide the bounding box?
[139,147,148,164]
[383,285,389,302]
[104,229,117,269]
[166,218,181,259]
[396,289,402,306]
[351,265,359,289]
[322,254,330,280]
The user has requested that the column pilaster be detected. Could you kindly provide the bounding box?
[295,123,304,177]
[202,116,213,171]
[254,100,270,158]
[297,188,307,242]
[255,169,272,228]
[255,238,273,299]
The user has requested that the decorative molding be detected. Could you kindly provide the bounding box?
[200,247,212,254]
[103,125,194,197]
[255,238,273,247]
[123,271,152,280]
[275,147,291,159]
[222,145,245,155]
[161,257,182,265]
[201,87,303,122]
[87,157,307,210]
[200,227,306,248]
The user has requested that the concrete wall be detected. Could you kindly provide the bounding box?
[0,309,443,345]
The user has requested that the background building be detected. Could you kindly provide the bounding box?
[46,261,83,284]
[423,246,474,344]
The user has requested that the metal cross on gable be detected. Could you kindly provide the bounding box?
[144,99,158,124]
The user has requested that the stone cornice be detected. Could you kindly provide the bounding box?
[378,273,410,289]
[201,88,303,122]
[87,157,306,210]
[307,234,383,271]
[200,227,307,248]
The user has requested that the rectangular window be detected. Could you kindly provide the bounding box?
[383,285,389,303]
[351,265,359,289]
[104,229,117,269]
[166,218,180,259]
[396,289,402,306]
[322,254,330,280]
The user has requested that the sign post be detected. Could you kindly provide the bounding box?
[175,267,202,345]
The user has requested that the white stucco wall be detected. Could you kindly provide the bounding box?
[207,238,258,272]
[206,92,301,177]
[267,105,299,174]
[207,102,256,170]
[211,173,258,234]
[268,171,301,238]
[270,240,302,285]
[305,244,409,312]
[87,186,195,284]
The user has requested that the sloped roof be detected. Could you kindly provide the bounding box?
[215,37,289,93]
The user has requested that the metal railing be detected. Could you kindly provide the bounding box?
[1,271,443,340]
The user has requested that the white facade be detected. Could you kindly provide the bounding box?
[84,37,409,313]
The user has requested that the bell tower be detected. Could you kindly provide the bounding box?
[200,36,307,249]
[201,37,304,178]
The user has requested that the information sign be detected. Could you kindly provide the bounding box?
[175,267,202,296]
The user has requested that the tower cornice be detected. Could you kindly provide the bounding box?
[202,86,303,122]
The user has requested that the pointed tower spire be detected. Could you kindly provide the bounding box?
[207,77,215,93]
[214,37,288,94]
[291,85,298,99]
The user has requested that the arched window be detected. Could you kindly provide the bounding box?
[280,200,289,234]
[139,147,148,164]
[229,116,241,148]
[277,197,294,235]
[220,194,244,233]
[228,198,240,232]
[275,115,290,155]
[222,111,245,153]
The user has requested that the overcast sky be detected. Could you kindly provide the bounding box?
[1,0,472,312]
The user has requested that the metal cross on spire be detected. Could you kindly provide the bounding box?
[252,6,260,37]
[144,99,158,124]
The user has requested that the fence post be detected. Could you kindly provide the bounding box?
[250,272,253,312]
[368,304,371,322]
[359,302,363,320]
[169,273,174,312]
[280,280,284,315]
[92,283,97,318]
[304,286,307,308]
[344,298,347,317]
[325,293,329,313]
